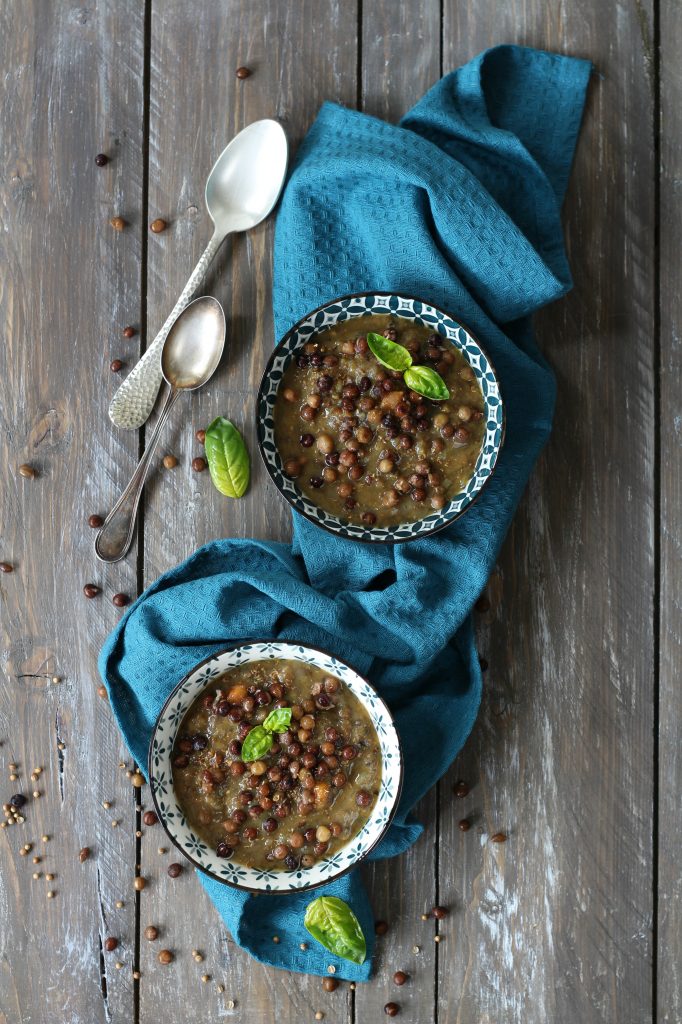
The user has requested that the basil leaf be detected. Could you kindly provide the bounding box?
[262,707,292,734]
[304,896,367,965]
[204,417,250,498]
[366,332,413,372]
[240,725,273,763]
[403,364,450,401]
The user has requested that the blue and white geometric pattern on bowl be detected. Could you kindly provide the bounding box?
[148,641,404,894]
[256,292,505,543]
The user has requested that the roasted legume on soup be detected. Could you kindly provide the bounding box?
[273,314,486,527]
[172,659,381,871]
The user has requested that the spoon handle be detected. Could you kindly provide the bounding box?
[95,387,181,562]
[108,233,223,430]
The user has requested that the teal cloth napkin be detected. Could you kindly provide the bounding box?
[99,45,591,980]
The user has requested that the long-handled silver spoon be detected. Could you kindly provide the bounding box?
[108,119,288,431]
[96,296,226,563]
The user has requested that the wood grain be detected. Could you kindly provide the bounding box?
[439,4,656,1023]
[139,3,357,1021]
[658,0,681,1018]
[0,2,145,1022]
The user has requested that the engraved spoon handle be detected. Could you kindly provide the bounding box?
[108,233,223,430]
[95,387,181,562]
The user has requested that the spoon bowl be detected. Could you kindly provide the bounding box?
[95,296,226,563]
[205,119,288,234]
[162,295,226,389]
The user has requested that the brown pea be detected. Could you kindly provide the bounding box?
[150,218,167,233]
[432,905,449,919]
[0,562,13,573]
[104,937,118,952]
[323,977,339,992]
[356,790,372,807]
[491,832,507,844]
[316,434,335,454]
[431,495,446,510]
[143,810,158,827]
[110,359,124,372]
[454,427,470,443]
[282,387,297,402]
[332,772,346,788]
[322,467,338,483]
[313,841,329,856]
[83,584,100,598]
[195,428,206,444]
[133,876,146,891]
[167,863,182,878]
[384,1003,400,1017]
[236,65,251,79]
[18,464,37,479]
[300,404,317,421]
[79,846,91,862]
[284,458,301,478]
[457,405,472,421]
[144,925,158,941]
[273,843,289,860]
[112,593,130,607]
[88,514,104,528]
[192,456,206,472]
[453,780,470,797]
[375,920,389,935]
[348,464,363,481]
[109,216,126,231]
[459,818,471,831]
[307,394,322,409]
[157,949,173,965]
[162,454,178,469]
[393,971,408,986]
[381,489,399,508]
[290,831,305,849]
[337,482,353,499]
[123,325,136,338]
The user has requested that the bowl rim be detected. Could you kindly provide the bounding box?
[147,638,405,894]
[256,290,505,544]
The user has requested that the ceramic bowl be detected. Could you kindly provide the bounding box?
[256,292,504,543]
[148,640,403,893]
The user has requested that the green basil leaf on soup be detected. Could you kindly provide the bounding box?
[304,896,367,965]
[366,332,413,372]
[403,364,450,401]
[240,725,273,763]
[204,416,250,498]
[262,707,293,734]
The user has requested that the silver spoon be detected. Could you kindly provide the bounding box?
[96,296,226,563]
[108,119,288,431]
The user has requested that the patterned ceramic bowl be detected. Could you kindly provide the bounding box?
[148,640,403,893]
[257,292,504,543]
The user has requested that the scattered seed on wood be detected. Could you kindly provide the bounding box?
[349,984,356,991]
[97,685,108,699]
[46,890,55,899]
[412,946,420,954]
[191,456,206,472]
[135,830,142,837]
[384,1004,399,1017]
[131,771,144,787]
[216,983,224,993]
[110,216,126,231]
[32,856,40,864]
[115,900,124,908]
[157,847,167,855]
[393,971,408,986]
[0,562,13,573]
[327,965,336,974]
[32,791,40,798]
[434,935,442,943]
[157,949,173,964]
[453,780,469,798]
[150,218,167,233]
[133,970,141,979]
[18,464,37,479]
[41,835,49,843]
[83,584,100,598]
[143,811,157,826]
[322,978,338,992]
[144,925,158,941]
[420,913,429,921]
[432,906,448,919]
[134,876,146,891]
[95,153,109,166]
[45,873,54,881]
[167,863,182,878]
[123,325,136,338]
[201,974,210,983]
[113,593,131,608]
[32,872,40,879]
[195,428,206,444]
[491,832,507,843]
[104,937,118,952]
[459,818,471,831]
[236,66,251,79]
[227,1001,236,1009]
[110,359,124,372]
[53,677,62,686]
[111,820,119,828]
[162,454,178,469]
[315,1014,324,1021]
[375,920,388,935]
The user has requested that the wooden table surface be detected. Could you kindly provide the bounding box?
[0,2,678,1022]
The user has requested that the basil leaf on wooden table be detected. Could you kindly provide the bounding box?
[403,364,450,400]
[366,332,413,372]
[262,707,293,733]
[204,416,250,498]
[241,725,273,763]
[304,896,367,964]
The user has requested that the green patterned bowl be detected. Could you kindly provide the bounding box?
[148,640,403,893]
[256,292,504,543]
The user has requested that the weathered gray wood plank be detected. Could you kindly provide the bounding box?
[355,5,442,1022]
[139,3,357,1020]
[658,0,681,1018]
[439,6,656,1023]
[0,2,145,1022]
